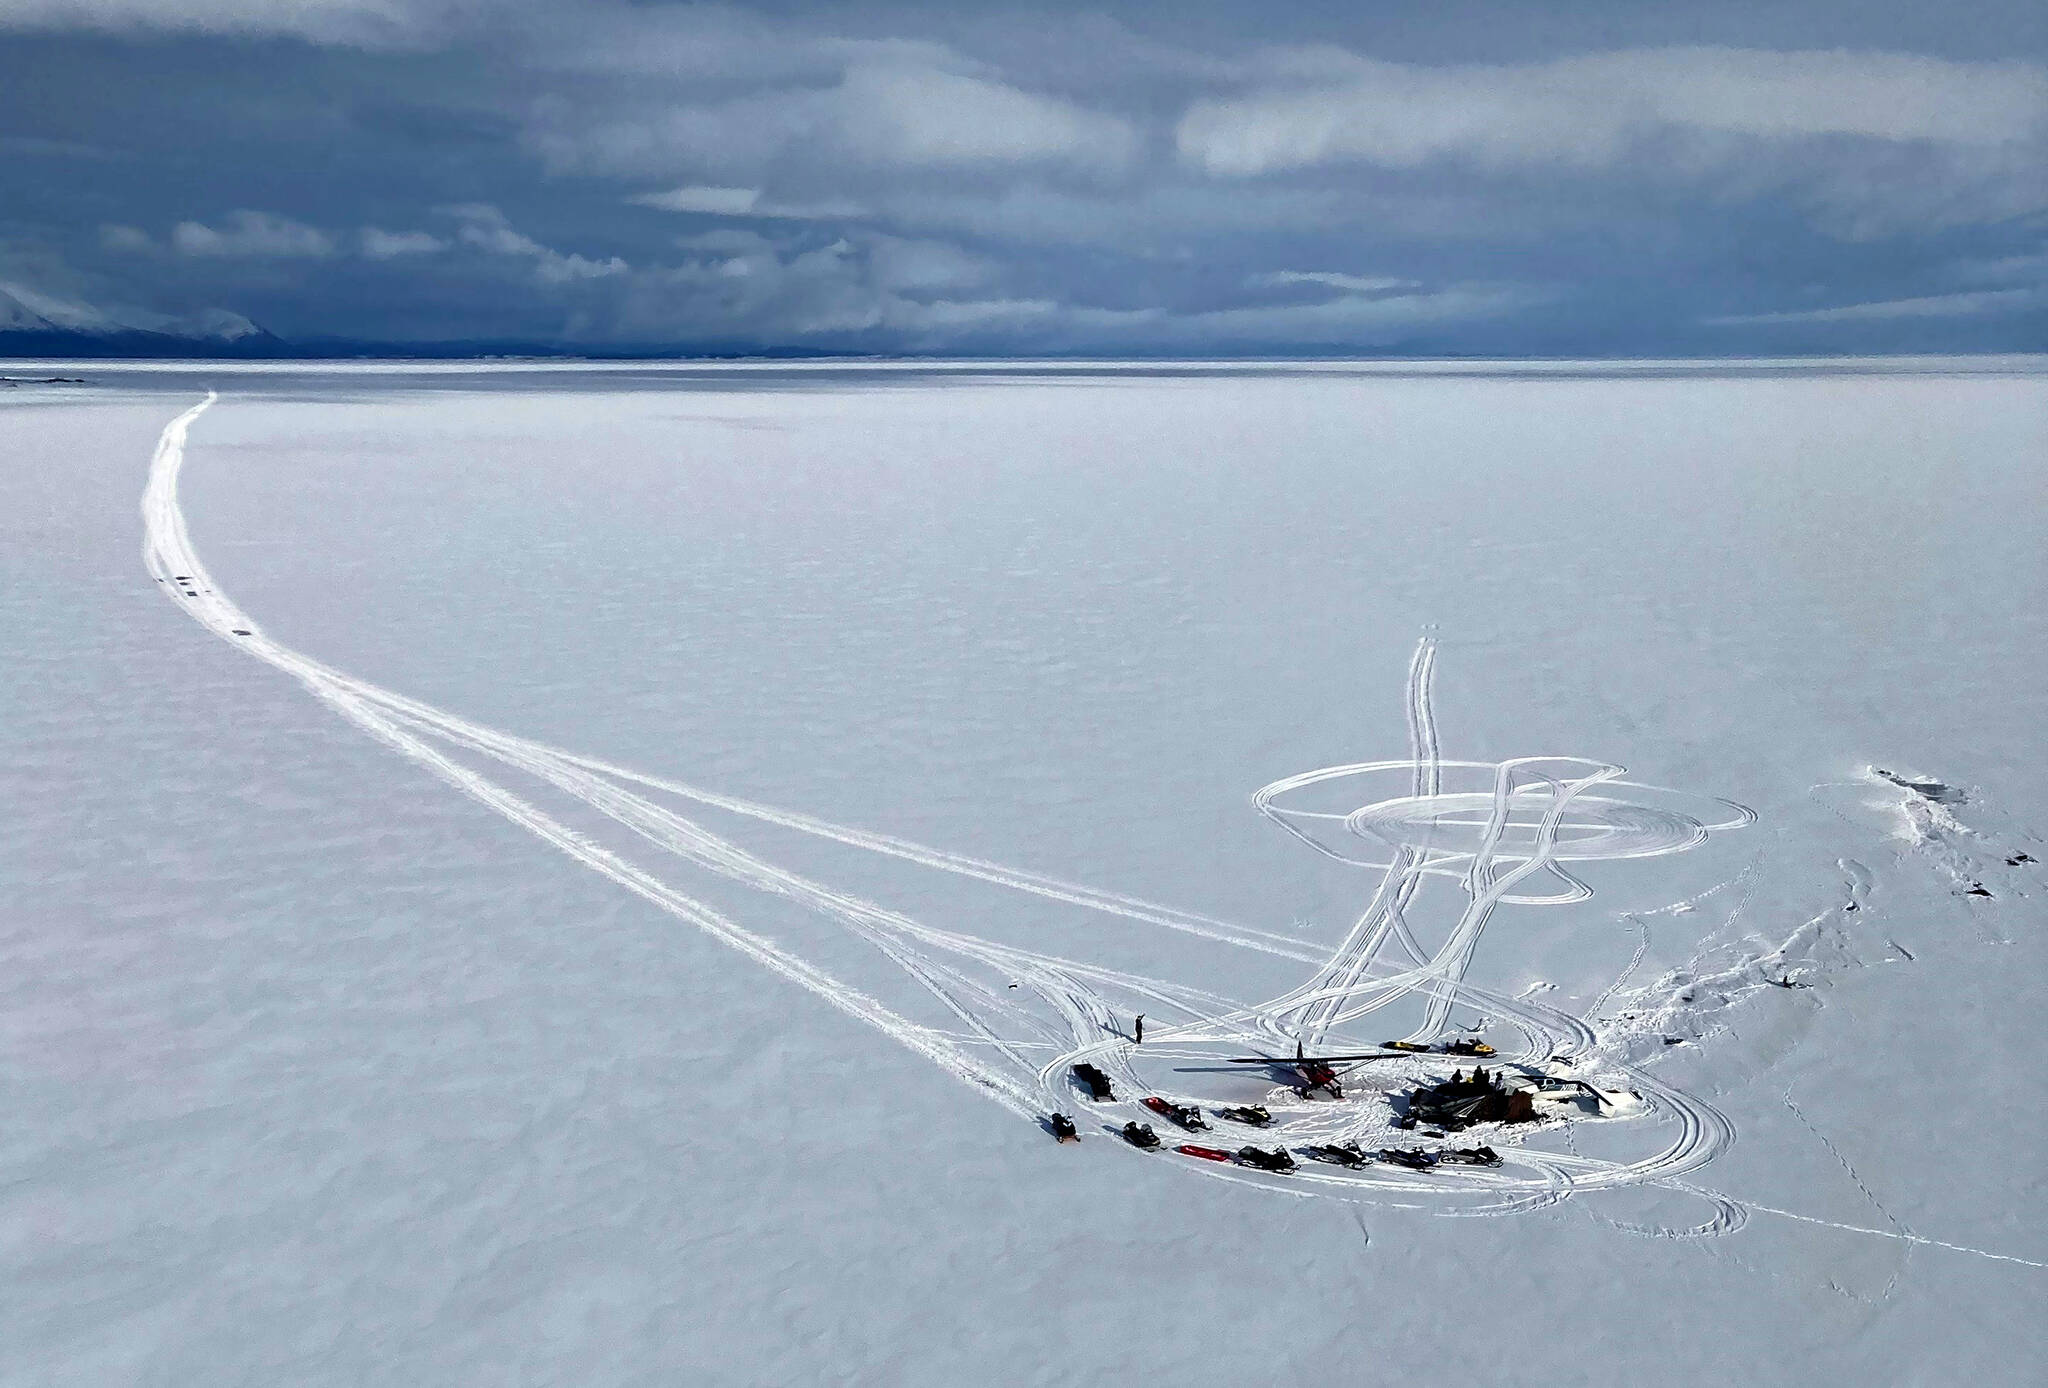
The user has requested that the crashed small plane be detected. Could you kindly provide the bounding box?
[1396,1066,1538,1132]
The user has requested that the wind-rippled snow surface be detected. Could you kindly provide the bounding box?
[4,360,2044,1385]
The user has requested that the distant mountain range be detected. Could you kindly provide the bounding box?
[0,284,285,357]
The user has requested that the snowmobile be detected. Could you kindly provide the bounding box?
[1234,1146,1296,1173]
[1213,1105,1272,1127]
[1376,1148,1439,1170]
[1444,1039,1497,1057]
[1437,1146,1502,1168]
[1300,1142,1373,1169]
[1049,1113,1079,1143]
[1122,1121,1161,1149]
[1072,1063,1114,1101]
[1767,975,1811,990]
[1176,1144,1234,1163]
[1142,1096,1207,1130]
[1381,1040,1432,1053]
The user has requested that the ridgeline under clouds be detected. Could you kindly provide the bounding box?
[3,0,2045,357]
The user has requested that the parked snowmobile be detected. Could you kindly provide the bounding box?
[1444,1039,1498,1057]
[1049,1113,1079,1143]
[1438,1146,1502,1168]
[1072,1063,1114,1101]
[1300,1142,1373,1169]
[1381,1040,1432,1053]
[1767,974,1811,990]
[1122,1121,1161,1149]
[1234,1146,1296,1173]
[1376,1148,1439,1170]
[1142,1096,1207,1130]
[1213,1105,1272,1127]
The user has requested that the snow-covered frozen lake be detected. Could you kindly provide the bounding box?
[4,358,2044,1384]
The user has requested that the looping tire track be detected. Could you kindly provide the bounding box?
[141,394,2045,1267]
[143,394,1731,1202]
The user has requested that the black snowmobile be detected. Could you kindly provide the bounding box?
[1437,1146,1502,1168]
[1300,1142,1372,1169]
[1143,1096,1207,1130]
[1235,1146,1296,1173]
[1376,1148,1439,1170]
[1049,1113,1079,1143]
[1072,1063,1115,1101]
[1122,1121,1161,1150]
[1213,1105,1272,1127]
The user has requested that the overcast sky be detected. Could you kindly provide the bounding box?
[3,0,2045,354]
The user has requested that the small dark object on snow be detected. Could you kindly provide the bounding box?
[231,629,252,636]
[1143,1096,1207,1131]
[1235,1146,1295,1173]
[1377,1148,1438,1170]
[1438,1146,1502,1168]
[2011,853,2036,865]
[1875,768,1965,805]
[1966,885,1993,898]
[1049,1113,1078,1143]
[1301,1142,1372,1168]
[1072,1063,1114,1101]
[1213,1105,1272,1127]
[1133,1014,1143,1044]
[1398,1066,1537,1133]
[1768,974,1810,989]
[1122,1121,1161,1149]
[1663,1036,1686,1046]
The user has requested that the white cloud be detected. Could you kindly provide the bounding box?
[0,0,507,45]
[531,62,1139,181]
[440,203,626,283]
[0,0,472,45]
[359,227,447,258]
[1177,48,2048,177]
[1250,270,1421,294]
[831,64,1139,172]
[629,186,870,220]
[632,186,762,216]
[1705,286,2048,325]
[172,210,335,258]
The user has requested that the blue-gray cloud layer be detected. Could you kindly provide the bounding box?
[4,1,2044,354]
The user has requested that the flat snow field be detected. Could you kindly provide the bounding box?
[2,359,2044,1386]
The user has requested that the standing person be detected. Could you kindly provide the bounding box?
[1134,1014,1144,1044]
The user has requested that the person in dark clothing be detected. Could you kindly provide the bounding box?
[1134,1014,1144,1044]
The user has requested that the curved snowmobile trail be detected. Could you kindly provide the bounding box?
[144,396,2046,1269]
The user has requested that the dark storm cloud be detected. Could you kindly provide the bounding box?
[3,0,2045,353]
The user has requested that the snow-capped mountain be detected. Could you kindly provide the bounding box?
[0,284,281,354]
